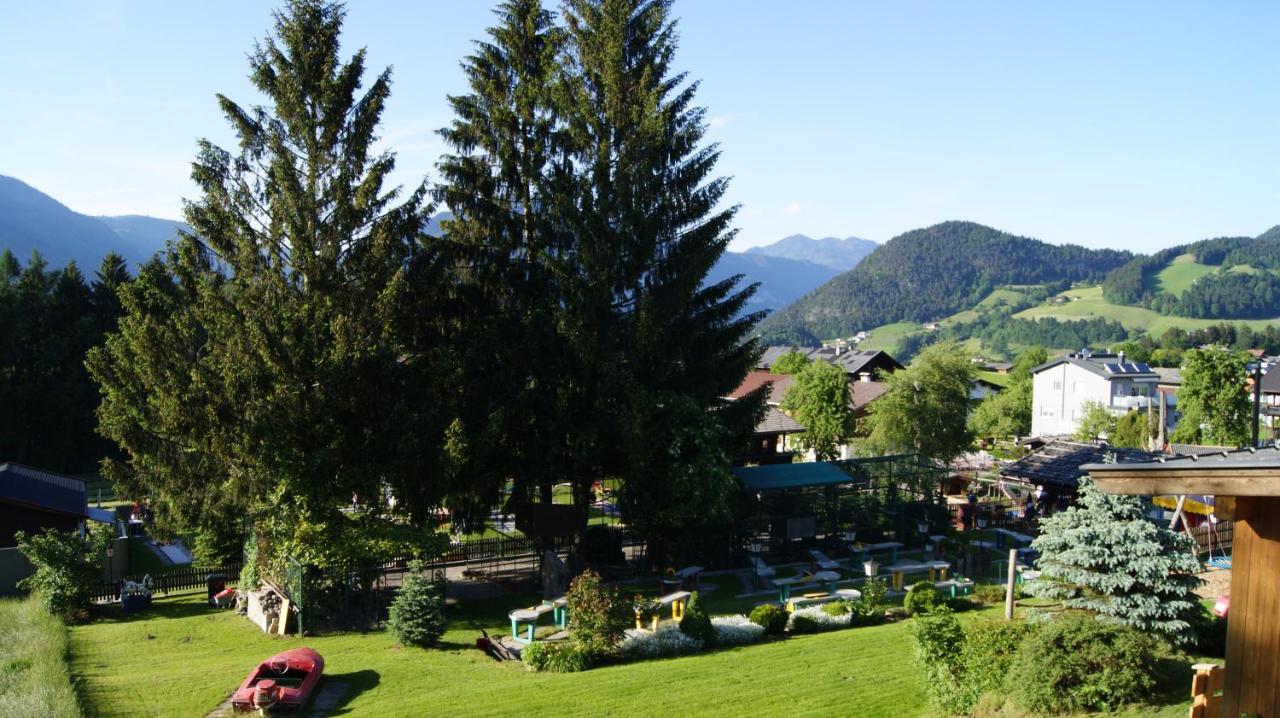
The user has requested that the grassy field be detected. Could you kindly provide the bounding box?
[976,370,1012,388]
[0,596,81,718]
[856,321,922,353]
[1014,285,1280,334]
[1154,253,1217,294]
[65,589,1204,718]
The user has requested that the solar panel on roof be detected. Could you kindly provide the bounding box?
[1136,363,1152,372]
[1103,363,1120,373]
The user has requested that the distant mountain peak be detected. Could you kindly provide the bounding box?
[745,233,877,271]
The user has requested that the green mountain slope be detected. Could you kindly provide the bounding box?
[756,221,1133,343]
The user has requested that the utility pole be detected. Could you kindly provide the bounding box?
[1252,360,1263,448]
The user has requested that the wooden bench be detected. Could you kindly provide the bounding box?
[674,565,704,591]
[637,590,692,631]
[508,597,568,644]
[936,578,974,598]
[772,570,840,604]
[852,541,903,564]
[751,556,776,587]
[882,560,952,591]
[808,549,841,571]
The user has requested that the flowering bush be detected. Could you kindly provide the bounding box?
[788,605,851,634]
[711,615,766,646]
[619,623,702,659]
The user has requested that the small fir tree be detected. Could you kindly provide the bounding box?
[678,591,715,646]
[387,560,446,648]
[1025,476,1202,646]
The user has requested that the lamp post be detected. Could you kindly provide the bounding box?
[917,520,930,554]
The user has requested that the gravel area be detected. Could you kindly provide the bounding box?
[1195,568,1231,599]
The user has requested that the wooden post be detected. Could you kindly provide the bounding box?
[1004,548,1017,620]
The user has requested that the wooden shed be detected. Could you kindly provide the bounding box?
[1082,447,1280,716]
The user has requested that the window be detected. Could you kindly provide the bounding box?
[1053,380,1063,390]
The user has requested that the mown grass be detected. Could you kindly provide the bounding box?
[0,595,82,718]
[1014,285,1280,333]
[1154,253,1218,295]
[68,589,1206,717]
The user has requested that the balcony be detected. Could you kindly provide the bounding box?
[1110,395,1158,410]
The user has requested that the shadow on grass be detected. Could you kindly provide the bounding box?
[89,594,217,625]
[321,669,380,715]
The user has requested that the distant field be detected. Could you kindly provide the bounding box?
[976,370,1012,388]
[855,321,921,353]
[1154,253,1217,294]
[1014,285,1280,333]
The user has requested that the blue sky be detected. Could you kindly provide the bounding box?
[2,1,1277,252]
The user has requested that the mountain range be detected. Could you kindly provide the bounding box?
[0,175,188,270]
[744,234,877,271]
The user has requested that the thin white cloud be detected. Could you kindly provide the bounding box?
[708,114,735,128]
[783,202,801,216]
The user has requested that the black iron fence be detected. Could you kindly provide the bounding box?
[93,562,242,602]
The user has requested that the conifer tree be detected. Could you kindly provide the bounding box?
[89,0,449,570]
[435,0,569,525]
[559,0,764,554]
[387,559,447,647]
[1026,476,1202,646]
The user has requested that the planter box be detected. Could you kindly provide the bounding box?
[121,593,152,613]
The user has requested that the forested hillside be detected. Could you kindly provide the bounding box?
[1101,229,1280,319]
[757,221,1132,343]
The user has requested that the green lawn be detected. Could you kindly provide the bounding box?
[0,596,81,718]
[66,590,1204,717]
[975,371,1012,389]
[1154,253,1217,295]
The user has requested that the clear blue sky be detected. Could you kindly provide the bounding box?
[2,1,1277,252]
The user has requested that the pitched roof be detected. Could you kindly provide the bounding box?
[1032,351,1159,381]
[850,380,890,410]
[1153,367,1182,386]
[1082,444,1280,473]
[1000,439,1160,490]
[727,370,795,403]
[0,463,87,517]
[756,406,805,435]
[731,461,853,491]
[1262,366,1280,395]
[757,346,902,378]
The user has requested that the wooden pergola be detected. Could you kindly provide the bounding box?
[1083,447,1280,716]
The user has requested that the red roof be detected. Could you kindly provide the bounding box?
[728,370,795,403]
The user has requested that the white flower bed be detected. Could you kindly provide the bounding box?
[786,605,851,633]
[619,623,702,659]
[711,614,766,646]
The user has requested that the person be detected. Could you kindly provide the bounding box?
[1023,495,1037,520]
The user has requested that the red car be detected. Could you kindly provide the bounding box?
[231,647,324,713]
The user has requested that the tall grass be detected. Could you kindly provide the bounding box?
[0,595,82,718]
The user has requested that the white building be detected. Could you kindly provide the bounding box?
[1031,350,1161,437]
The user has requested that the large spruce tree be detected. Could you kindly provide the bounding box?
[435,0,570,527]
[559,0,764,560]
[89,0,448,570]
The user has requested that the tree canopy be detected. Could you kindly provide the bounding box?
[1170,346,1251,447]
[779,360,853,461]
[863,341,973,464]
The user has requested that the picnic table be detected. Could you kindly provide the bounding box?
[851,541,903,564]
[882,560,951,591]
[637,590,692,631]
[508,597,568,644]
[937,578,974,598]
[674,565,704,591]
[807,549,841,571]
[772,570,840,604]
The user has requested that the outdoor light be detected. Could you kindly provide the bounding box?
[750,538,763,554]
[842,530,856,544]
[917,521,929,535]
[864,559,879,577]
[977,516,989,529]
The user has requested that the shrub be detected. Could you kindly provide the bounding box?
[904,580,943,616]
[1190,608,1227,659]
[787,606,850,634]
[711,615,765,646]
[972,583,1009,606]
[619,623,702,659]
[15,525,111,621]
[908,608,966,715]
[822,600,853,617]
[958,620,1036,708]
[749,604,787,636]
[678,591,715,647]
[565,569,629,654]
[386,560,446,647]
[859,577,887,613]
[1005,614,1159,712]
[522,640,596,672]
[583,525,625,564]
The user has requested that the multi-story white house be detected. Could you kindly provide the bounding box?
[1031,350,1162,437]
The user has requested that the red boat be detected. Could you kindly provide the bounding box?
[230,647,324,713]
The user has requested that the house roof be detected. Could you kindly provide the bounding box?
[1262,366,1280,395]
[756,406,805,435]
[850,380,890,411]
[757,346,902,379]
[0,463,87,517]
[732,461,853,491]
[1032,351,1159,381]
[1082,444,1280,497]
[1000,439,1160,490]
[1153,367,1182,386]
[727,370,795,403]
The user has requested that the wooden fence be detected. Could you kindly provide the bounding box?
[1189,521,1233,560]
[93,562,242,602]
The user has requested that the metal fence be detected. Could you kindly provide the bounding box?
[92,562,242,602]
